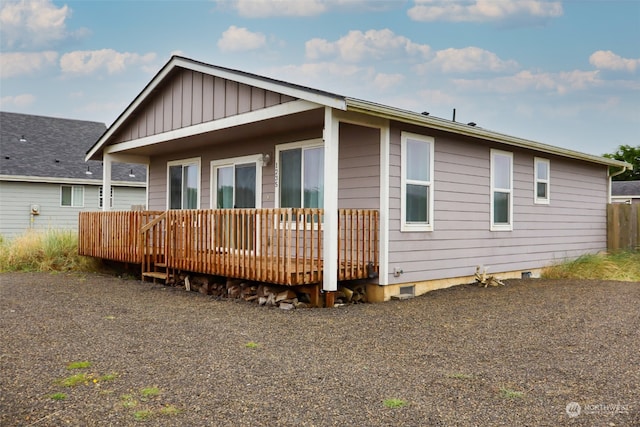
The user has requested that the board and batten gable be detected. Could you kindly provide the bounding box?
[110,68,298,145]
[386,124,609,284]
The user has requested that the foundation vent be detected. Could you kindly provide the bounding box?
[392,285,415,300]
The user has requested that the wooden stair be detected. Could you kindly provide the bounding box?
[142,262,172,283]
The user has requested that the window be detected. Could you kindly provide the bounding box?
[401,132,434,231]
[211,155,262,209]
[534,157,550,204]
[491,149,513,231]
[167,158,200,209]
[275,140,324,209]
[98,186,113,209]
[60,185,83,207]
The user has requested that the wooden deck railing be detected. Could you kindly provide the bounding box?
[79,208,378,285]
[78,211,164,263]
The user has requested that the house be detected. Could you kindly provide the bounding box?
[0,112,147,237]
[611,181,640,204]
[79,56,632,304]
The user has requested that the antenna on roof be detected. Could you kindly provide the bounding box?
[452,108,456,122]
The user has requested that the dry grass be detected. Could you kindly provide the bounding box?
[0,229,101,273]
[542,251,640,282]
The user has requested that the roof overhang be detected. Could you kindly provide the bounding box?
[86,56,346,161]
[0,174,145,187]
[346,98,632,170]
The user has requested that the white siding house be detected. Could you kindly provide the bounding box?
[0,112,147,238]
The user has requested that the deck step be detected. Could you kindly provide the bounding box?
[142,271,169,280]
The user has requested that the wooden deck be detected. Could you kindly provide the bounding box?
[79,208,379,286]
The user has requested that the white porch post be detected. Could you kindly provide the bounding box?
[323,107,339,292]
[378,124,390,286]
[102,153,113,212]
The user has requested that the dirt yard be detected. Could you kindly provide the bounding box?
[1,272,638,426]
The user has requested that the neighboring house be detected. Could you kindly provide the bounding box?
[611,180,640,204]
[0,112,147,237]
[79,56,632,302]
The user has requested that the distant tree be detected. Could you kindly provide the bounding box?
[603,144,640,181]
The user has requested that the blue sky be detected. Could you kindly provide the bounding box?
[1,0,638,156]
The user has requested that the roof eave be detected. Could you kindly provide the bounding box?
[345,98,632,169]
[86,56,346,161]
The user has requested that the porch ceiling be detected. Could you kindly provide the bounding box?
[105,108,324,157]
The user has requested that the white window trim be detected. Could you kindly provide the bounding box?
[401,132,435,232]
[210,154,263,209]
[60,185,84,207]
[274,138,324,209]
[534,157,550,205]
[166,157,201,209]
[490,149,513,231]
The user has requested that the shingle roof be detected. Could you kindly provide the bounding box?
[1,111,145,183]
[612,180,640,197]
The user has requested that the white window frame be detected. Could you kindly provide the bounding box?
[166,157,201,210]
[534,157,550,204]
[210,154,263,209]
[274,138,324,209]
[401,132,435,232]
[60,185,84,207]
[490,149,513,231]
[99,186,114,209]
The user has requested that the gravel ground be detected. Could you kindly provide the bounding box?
[1,272,638,426]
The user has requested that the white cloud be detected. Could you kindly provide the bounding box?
[0,51,58,78]
[589,50,640,73]
[0,93,36,108]
[273,62,366,83]
[408,0,563,23]
[453,69,601,95]
[306,29,430,63]
[217,26,267,53]
[373,73,405,90]
[59,49,157,75]
[428,47,518,73]
[0,0,72,48]
[223,0,327,18]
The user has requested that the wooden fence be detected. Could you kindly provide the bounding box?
[607,203,640,251]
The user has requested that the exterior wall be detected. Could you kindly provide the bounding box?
[147,128,321,211]
[146,121,381,212]
[386,124,609,285]
[338,123,380,210]
[113,69,297,144]
[112,186,147,210]
[0,181,145,237]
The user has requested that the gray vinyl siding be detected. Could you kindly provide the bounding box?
[0,181,145,237]
[111,186,147,210]
[113,69,297,144]
[387,128,609,284]
[338,123,380,209]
